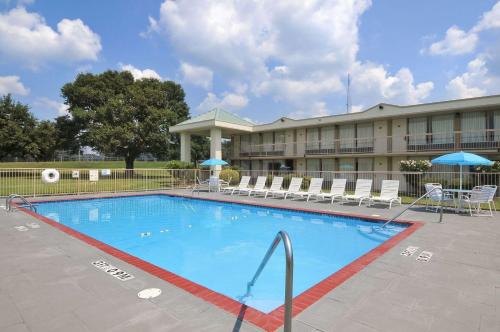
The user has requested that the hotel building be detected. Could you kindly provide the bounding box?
[170,94,500,172]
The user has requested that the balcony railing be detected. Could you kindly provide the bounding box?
[305,137,374,155]
[405,129,500,152]
[239,143,287,157]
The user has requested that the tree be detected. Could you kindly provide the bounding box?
[54,115,84,154]
[191,135,210,161]
[0,94,38,160]
[61,71,190,169]
[33,120,57,161]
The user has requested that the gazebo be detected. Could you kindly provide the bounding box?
[169,108,254,167]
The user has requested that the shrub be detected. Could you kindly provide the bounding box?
[165,160,196,169]
[474,161,500,173]
[400,160,432,172]
[220,168,240,185]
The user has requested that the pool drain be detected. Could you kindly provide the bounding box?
[138,288,162,299]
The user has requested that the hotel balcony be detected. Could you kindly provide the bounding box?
[239,143,288,157]
[231,129,500,159]
[305,137,374,155]
[401,129,500,153]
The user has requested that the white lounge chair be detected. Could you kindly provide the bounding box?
[239,176,267,196]
[342,179,372,206]
[424,183,454,212]
[267,177,303,199]
[288,178,324,201]
[314,178,346,203]
[251,177,284,197]
[461,185,497,216]
[221,176,251,195]
[368,180,401,209]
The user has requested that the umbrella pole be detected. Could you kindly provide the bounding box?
[460,165,462,191]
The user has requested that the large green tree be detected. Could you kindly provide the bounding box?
[61,70,190,169]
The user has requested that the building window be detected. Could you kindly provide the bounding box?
[306,159,321,172]
[494,111,500,140]
[357,123,373,149]
[321,126,335,150]
[263,132,273,152]
[339,124,355,150]
[240,135,250,154]
[461,112,486,143]
[357,158,374,172]
[306,128,319,150]
[275,131,286,151]
[240,160,250,170]
[321,159,335,172]
[339,158,355,171]
[431,114,454,144]
[408,117,427,145]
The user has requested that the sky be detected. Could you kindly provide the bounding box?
[1,0,500,123]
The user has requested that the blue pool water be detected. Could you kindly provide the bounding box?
[35,195,406,313]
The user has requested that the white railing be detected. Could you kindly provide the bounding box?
[0,168,200,198]
[1,168,498,199]
[239,143,289,157]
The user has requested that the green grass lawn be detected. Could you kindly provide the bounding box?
[0,160,167,169]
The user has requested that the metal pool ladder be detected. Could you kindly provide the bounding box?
[383,186,443,227]
[246,230,293,332]
[6,194,37,213]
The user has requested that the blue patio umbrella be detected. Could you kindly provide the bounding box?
[431,151,493,189]
[200,158,229,167]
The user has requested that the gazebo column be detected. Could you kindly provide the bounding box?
[180,132,191,162]
[210,128,222,172]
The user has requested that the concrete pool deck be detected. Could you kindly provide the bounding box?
[0,190,499,331]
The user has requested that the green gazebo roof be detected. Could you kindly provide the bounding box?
[177,108,254,127]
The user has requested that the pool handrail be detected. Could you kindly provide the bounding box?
[383,186,443,227]
[246,230,293,332]
[6,194,37,213]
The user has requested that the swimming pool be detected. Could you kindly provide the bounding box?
[29,194,417,328]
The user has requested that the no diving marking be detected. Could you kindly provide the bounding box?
[92,260,135,281]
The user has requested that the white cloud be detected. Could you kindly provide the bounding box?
[0,75,29,95]
[473,1,500,31]
[426,2,500,56]
[351,63,434,106]
[196,91,248,112]
[0,7,101,68]
[446,55,496,99]
[33,97,69,117]
[427,26,478,55]
[151,0,432,116]
[288,101,330,119]
[119,63,162,80]
[180,62,213,89]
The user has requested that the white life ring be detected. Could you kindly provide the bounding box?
[41,169,60,184]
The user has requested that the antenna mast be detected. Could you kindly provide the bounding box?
[346,73,351,113]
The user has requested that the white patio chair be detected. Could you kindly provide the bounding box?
[482,185,497,212]
[288,178,324,201]
[342,179,372,206]
[424,183,454,212]
[368,180,401,209]
[251,177,284,197]
[314,178,347,203]
[192,176,209,193]
[239,176,267,196]
[267,177,303,199]
[461,186,495,217]
[221,176,251,195]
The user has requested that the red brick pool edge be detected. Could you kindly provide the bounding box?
[18,194,423,332]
